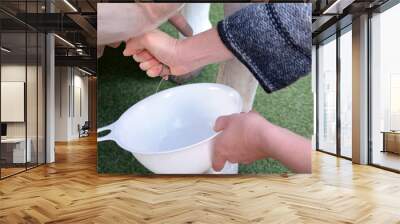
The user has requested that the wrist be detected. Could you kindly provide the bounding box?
[176,28,234,73]
[256,119,277,158]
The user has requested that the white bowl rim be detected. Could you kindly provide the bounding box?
[114,83,242,156]
[122,131,221,156]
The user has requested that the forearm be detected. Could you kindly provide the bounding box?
[176,28,234,71]
[259,122,311,173]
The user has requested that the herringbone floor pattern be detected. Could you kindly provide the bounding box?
[1,136,400,223]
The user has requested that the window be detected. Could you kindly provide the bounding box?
[370,2,400,171]
[339,28,352,158]
[318,36,337,154]
[1,30,28,177]
[0,1,46,179]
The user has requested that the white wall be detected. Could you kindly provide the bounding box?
[1,65,25,129]
[55,66,69,141]
[54,67,89,141]
[1,65,41,138]
[1,82,24,122]
[71,72,89,139]
[1,65,26,140]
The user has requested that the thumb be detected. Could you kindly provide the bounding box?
[214,115,232,132]
[212,147,226,172]
[168,13,193,37]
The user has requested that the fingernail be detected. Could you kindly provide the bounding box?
[146,70,156,77]
[213,166,221,172]
[139,63,145,71]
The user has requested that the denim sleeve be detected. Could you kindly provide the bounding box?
[217,3,312,93]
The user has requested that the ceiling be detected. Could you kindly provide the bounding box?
[1,32,45,65]
[312,0,391,43]
[0,0,98,73]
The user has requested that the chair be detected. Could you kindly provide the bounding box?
[79,121,90,138]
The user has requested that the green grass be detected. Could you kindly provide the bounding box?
[97,3,313,174]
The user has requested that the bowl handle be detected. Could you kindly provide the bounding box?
[97,123,115,142]
[206,162,239,174]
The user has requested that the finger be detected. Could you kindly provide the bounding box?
[109,42,121,48]
[212,149,227,172]
[133,50,154,63]
[123,37,144,56]
[168,13,193,37]
[147,64,162,77]
[212,136,228,171]
[214,115,232,132]
[160,65,170,77]
[147,64,170,78]
[139,59,160,71]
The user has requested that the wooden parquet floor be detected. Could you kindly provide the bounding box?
[1,135,400,224]
[1,167,26,178]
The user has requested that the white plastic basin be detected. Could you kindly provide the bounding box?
[97,83,242,174]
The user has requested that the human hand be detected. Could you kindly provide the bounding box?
[212,111,312,173]
[123,30,183,76]
[212,111,271,171]
[123,28,234,77]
